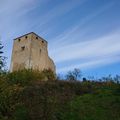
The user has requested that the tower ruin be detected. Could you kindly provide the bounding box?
[10,32,55,73]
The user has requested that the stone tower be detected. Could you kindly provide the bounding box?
[10,32,55,73]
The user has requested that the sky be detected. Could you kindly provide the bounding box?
[0,0,120,78]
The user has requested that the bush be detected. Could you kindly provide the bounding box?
[13,105,29,120]
[7,69,56,86]
[42,69,56,81]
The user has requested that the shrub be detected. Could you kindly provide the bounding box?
[7,69,56,86]
[42,69,56,81]
[13,105,29,120]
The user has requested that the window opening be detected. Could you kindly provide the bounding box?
[36,37,38,39]
[21,46,25,51]
[18,39,21,42]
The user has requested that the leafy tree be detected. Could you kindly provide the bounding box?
[0,41,6,73]
[66,68,82,81]
[114,75,120,84]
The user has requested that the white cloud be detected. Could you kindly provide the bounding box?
[0,0,39,37]
[51,31,120,62]
[58,55,120,73]
[46,2,119,73]
[50,31,120,72]
[0,0,86,41]
[31,0,87,31]
[50,1,114,46]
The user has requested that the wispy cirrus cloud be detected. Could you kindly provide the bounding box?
[46,1,119,73]
[31,0,87,32]
[58,55,120,73]
[51,31,120,62]
[0,0,39,38]
[51,30,120,72]
[0,0,87,41]
[50,1,115,46]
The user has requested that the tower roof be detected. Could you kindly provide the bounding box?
[14,32,47,43]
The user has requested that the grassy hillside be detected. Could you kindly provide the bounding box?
[62,86,120,120]
[0,70,120,120]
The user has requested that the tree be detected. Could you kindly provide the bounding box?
[114,75,120,84]
[66,68,82,81]
[0,41,6,73]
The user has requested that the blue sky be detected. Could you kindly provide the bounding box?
[0,0,120,78]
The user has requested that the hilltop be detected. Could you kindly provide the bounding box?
[0,70,120,120]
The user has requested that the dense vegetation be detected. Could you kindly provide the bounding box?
[0,69,120,120]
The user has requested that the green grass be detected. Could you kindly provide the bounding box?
[54,85,120,120]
